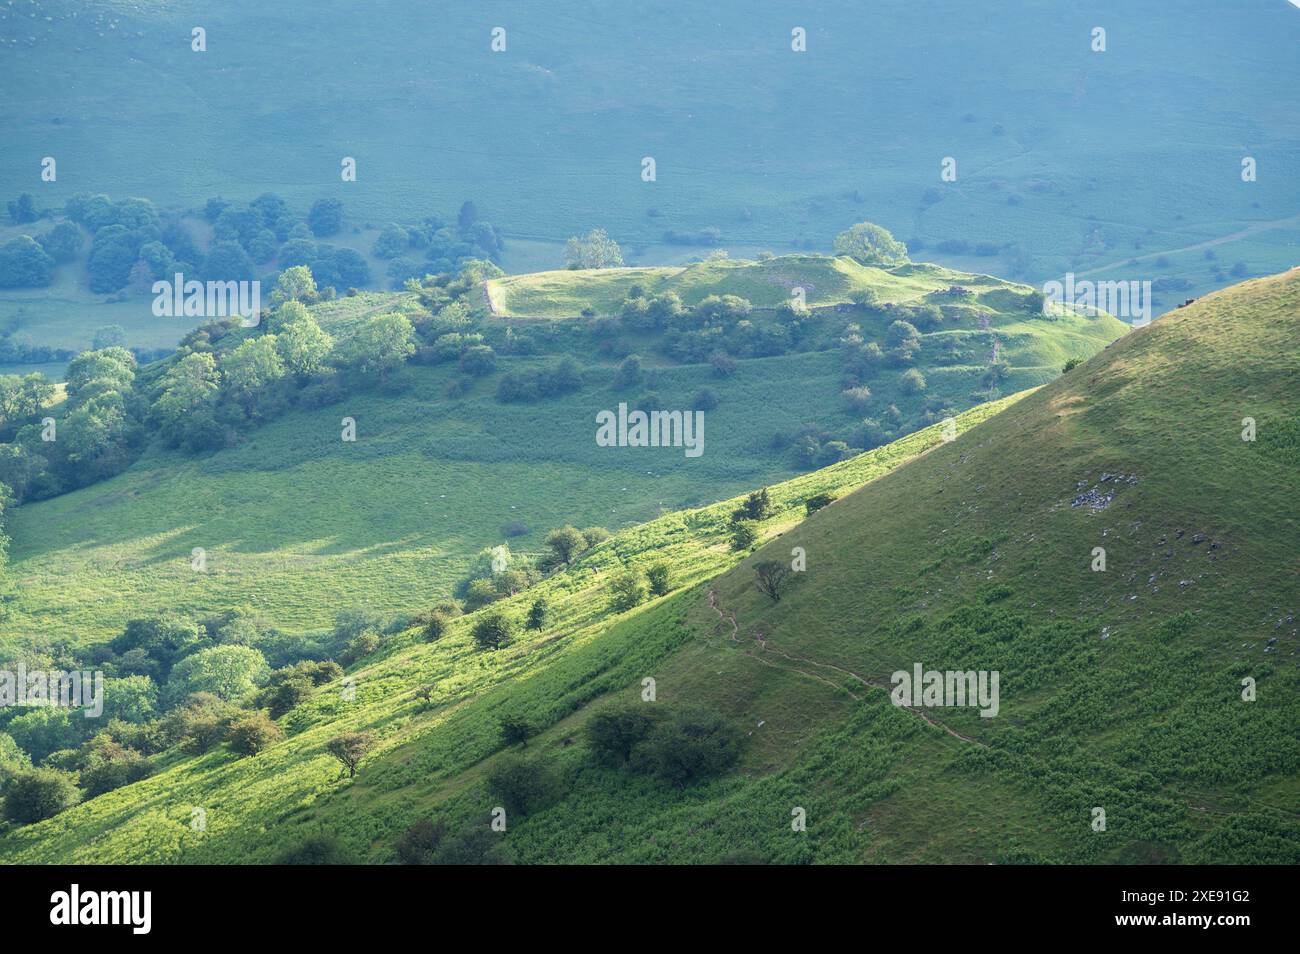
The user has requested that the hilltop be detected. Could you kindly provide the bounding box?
[2,270,1294,864]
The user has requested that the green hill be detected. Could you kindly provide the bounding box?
[2,270,1295,865]
[0,255,1122,645]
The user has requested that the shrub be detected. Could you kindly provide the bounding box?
[472,612,514,651]
[486,755,558,816]
[499,717,535,748]
[276,835,354,864]
[609,569,646,611]
[899,368,927,394]
[754,561,792,602]
[227,712,284,756]
[585,705,660,766]
[805,492,835,514]
[3,768,81,824]
[646,563,672,597]
[730,521,758,551]
[395,818,448,864]
[629,709,742,787]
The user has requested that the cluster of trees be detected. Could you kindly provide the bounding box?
[728,487,774,550]
[374,201,505,287]
[0,602,406,825]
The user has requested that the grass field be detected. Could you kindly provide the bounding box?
[0,255,1124,646]
[3,268,1295,864]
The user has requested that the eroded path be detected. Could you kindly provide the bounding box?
[706,589,988,748]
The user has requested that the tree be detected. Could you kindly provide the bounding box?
[326,732,375,778]
[273,265,318,304]
[91,324,126,350]
[499,717,534,748]
[227,712,284,756]
[833,222,909,266]
[37,221,83,262]
[308,198,344,237]
[730,521,758,551]
[395,818,448,864]
[0,236,55,289]
[646,563,671,597]
[543,526,587,566]
[732,487,772,522]
[3,768,80,824]
[564,228,624,269]
[458,201,480,231]
[525,597,548,631]
[1062,357,1081,374]
[153,352,220,440]
[486,755,557,816]
[609,569,646,611]
[222,336,286,417]
[201,240,254,282]
[167,645,270,703]
[276,313,334,379]
[612,354,642,390]
[472,612,514,651]
[754,560,792,602]
[347,312,415,382]
[585,705,660,766]
[6,193,37,224]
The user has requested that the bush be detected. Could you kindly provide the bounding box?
[276,835,354,864]
[646,563,672,597]
[227,712,284,757]
[730,521,758,551]
[609,569,646,611]
[472,612,514,651]
[525,597,548,632]
[395,818,448,864]
[3,768,81,824]
[898,368,927,394]
[629,709,742,787]
[585,705,660,766]
[805,492,835,514]
[486,755,558,816]
[691,388,719,411]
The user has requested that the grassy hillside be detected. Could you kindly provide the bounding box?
[4,269,1296,865]
[0,393,1023,863]
[1,256,1123,645]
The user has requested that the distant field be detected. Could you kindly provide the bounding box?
[3,0,1296,299]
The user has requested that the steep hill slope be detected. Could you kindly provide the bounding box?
[3,271,1295,865]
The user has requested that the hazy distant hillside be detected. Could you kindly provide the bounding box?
[2,0,1297,287]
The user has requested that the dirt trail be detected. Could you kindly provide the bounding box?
[1075,212,1300,279]
[706,589,988,747]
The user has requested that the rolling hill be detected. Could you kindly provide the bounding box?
[2,269,1294,864]
[0,254,1124,645]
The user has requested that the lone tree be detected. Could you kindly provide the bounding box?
[499,716,535,748]
[754,561,792,602]
[731,488,772,523]
[543,526,587,567]
[525,597,548,631]
[327,731,375,778]
[472,611,514,651]
[833,222,909,266]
